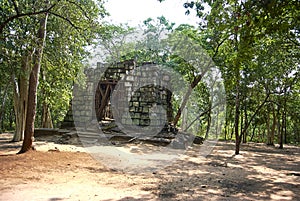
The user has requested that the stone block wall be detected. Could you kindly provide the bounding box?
[112,64,173,129]
[71,60,173,131]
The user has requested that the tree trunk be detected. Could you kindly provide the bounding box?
[224,115,227,141]
[266,106,270,144]
[19,14,48,153]
[230,121,234,140]
[40,68,53,128]
[41,103,53,128]
[205,110,211,139]
[234,82,240,155]
[173,61,212,127]
[234,57,241,154]
[233,4,241,154]
[250,124,256,142]
[279,113,284,149]
[9,108,14,130]
[240,106,244,143]
[283,96,287,144]
[181,107,188,131]
[240,93,270,145]
[279,109,285,149]
[11,55,30,142]
[258,126,261,142]
[267,103,276,146]
[270,105,276,145]
[283,111,287,144]
[242,106,248,143]
[215,106,219,138]
[0,82,10,133]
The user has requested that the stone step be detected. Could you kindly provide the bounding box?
[34,128,59,137]
[76,132,102,139]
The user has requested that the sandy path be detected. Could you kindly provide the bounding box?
[0,133,299,201]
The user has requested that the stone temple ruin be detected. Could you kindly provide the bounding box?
[61,60,175,142]
[60,60,203,146]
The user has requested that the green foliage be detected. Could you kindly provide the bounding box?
[0,0,108,129]
[94,16,215,134]
[179,0,300,145]
[94,23,136,63]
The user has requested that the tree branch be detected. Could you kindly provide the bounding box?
[240,92,270,139]
[0,3,57,34]
[185,108,210,131]
[11,0,20,15]
[67,0,91,21]
[212,36,228,59]
[49,11,94,44]
[287,36,300,46]
[48,12,82,30]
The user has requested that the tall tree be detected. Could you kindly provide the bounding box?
[1,0,107,153]
[185,0,297,152]
[20,13,48,153]
[158,0,299,153]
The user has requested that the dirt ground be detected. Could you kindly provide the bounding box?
[0,132,299,201]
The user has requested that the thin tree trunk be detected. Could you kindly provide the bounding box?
[240,93,270,144]
[234,81,240,155]
[19,13,48,153]
[279,98,286,149]
[266,105,271,144]
[224,110,228,141]
[205,110,211,139]
[283,96,287,144]
[268,104,276,146]
[181,107,188,131]
[230,121,234,140]
[234,53,241,154]
[266,98,276,146]
[279,112,284,149]
[173,83,193,127]
[240,106,244,143]
[258,126,261,142]
[243,105,248,143]
[185,108,210,131]
[250,124,257,142]
[0,82,10,133]
[40,69,53,128]
[284,114,287,144]
[234,1,241,154]
[215,106,219,138]
[41,103,53,128]
[9,108,14,130]
[173,60,212,127]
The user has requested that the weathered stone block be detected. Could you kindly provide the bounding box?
[142,107,149,113]
[132,119,139,125]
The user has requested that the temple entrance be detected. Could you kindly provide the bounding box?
[95,79,117,121]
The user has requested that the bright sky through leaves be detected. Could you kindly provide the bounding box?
[104,0,199,26]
